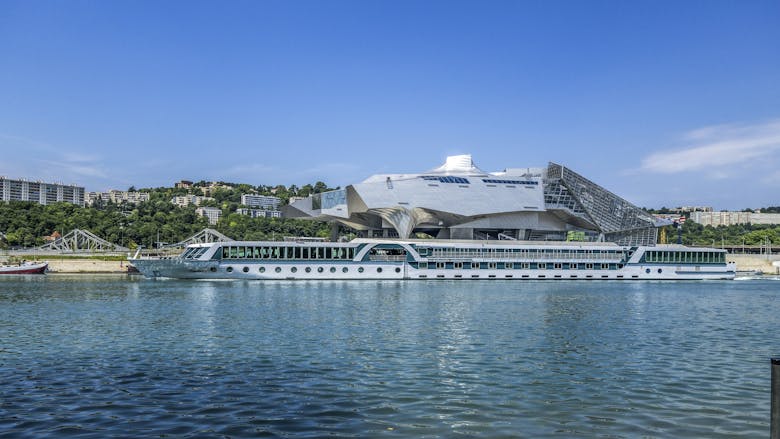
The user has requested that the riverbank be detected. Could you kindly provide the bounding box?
[46,259,134,274]
[729,254,780,275]
[35,255,780,275]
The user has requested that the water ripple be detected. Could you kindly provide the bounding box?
[0,277,776,437]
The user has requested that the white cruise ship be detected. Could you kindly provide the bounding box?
[129,239,736,281]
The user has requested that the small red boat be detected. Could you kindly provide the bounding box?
[0,261,48,274]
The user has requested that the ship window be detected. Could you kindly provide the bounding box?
[259,267,265,273]
[377,267,383,273]
[242,267,249,273]
[419,262,428,269]
[658,268,663,273]
[275,267,281,273]
[291,267,297,273]
[318,267,324,273]
[226,267,233,273]
[305,267,311,273]
[453,262,463,269]
[436,262,445,269]
[488,262,497,269]
[330,267,336,273]
[342,267,348,273]
[358,267,364,273]
[646,268,651,273]
[471,262,479,269]
[210,267,217,272]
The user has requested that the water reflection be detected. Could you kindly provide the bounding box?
[0,278,775,438]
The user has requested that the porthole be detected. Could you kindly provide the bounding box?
[657,268,663,274]
[209,267,216,272]
[330,267,336,273]
[358,267,364,273]
[377,267,383,273]
[645,268,651,274]
[259,267,265,273]
[395,267,401,273]
[275,267,282,273]
[291,267,297,273]
[226,267,233,273]
[305,267,311,273]
[318,267,324,273]
[242,267,249,273]
[342,267,348,273]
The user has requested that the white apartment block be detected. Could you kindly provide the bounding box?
[172,195,215,207]
[0,177,85,206]
[690,211,780,226]
[241,194,281,210]
[195,207,222,225]
[86,190,150,206]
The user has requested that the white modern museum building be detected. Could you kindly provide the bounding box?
[286,155,664,246]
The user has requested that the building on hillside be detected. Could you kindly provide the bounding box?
[196,207,222,225]
[199,182,234,197]
[690,211,780,226]
[286,154,666,245]
[0,177,85,206]
[288,196,305,204]
[86,190,150,206]
[172,195,214,207]
[672,206,713,213]
[241,194,281,210]
[236,208,282,219]
[175,180,193,189]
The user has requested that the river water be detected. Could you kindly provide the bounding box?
[0,276,778,438]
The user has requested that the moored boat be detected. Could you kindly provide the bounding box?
[129,238,736,281]
[0,261,48,275]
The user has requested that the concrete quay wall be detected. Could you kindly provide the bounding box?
[728,254,780,274]
[46,259,131,274]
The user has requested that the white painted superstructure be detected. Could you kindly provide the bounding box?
[130,239,736,281]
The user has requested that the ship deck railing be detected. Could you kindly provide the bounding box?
[368,255,407,262]
[426,253,624,261]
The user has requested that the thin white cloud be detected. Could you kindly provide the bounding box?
[640,119,780,174]
[0,133,107,182]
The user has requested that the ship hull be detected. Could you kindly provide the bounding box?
[0,262,48,275]
[129,259,735,281]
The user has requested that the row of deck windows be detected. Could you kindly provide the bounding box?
[415,262,620,270]
[219,245,356,260]
[644,250,725,264]
[420,247,625,261]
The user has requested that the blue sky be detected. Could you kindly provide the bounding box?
[1,0,778,209]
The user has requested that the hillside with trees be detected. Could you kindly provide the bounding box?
[2,188,779,250]
[0,182,336,249]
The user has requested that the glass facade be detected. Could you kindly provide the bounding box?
[421,176,470,184]
[644,250,726,264]
[482,179,538,185]
[312,189,347,210]
[545,163,657,246]
[217,244,356,261]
